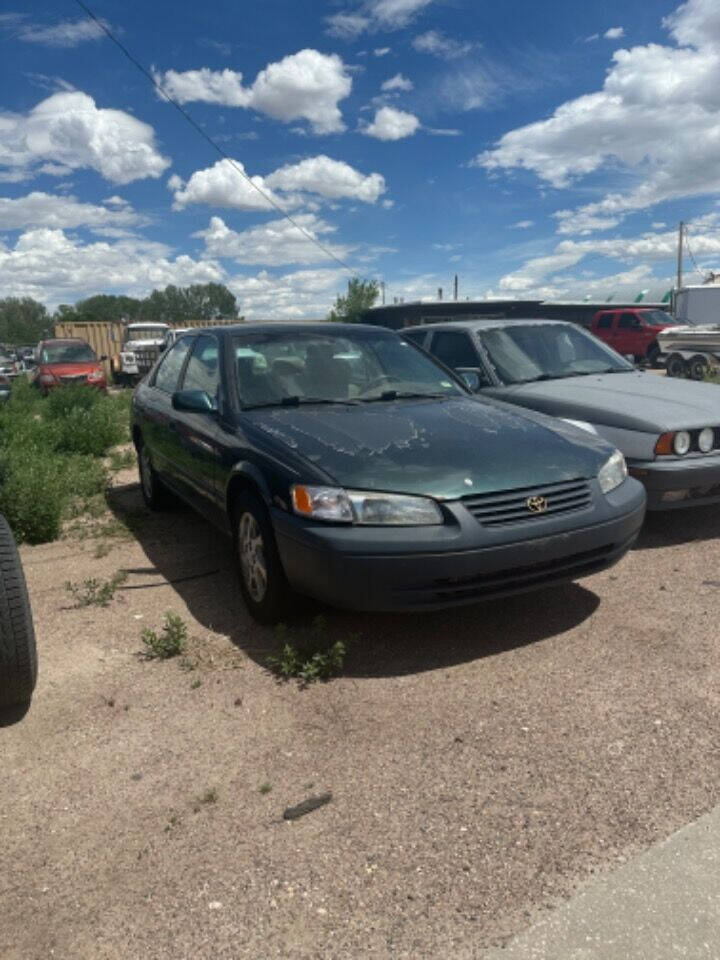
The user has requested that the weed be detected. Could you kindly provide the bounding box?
[65,570,128,607]
[108,448,136,472]
[94,541,112,559]
[190,678,202,690]
[164,812,181,833]
[140,612,188,660]
[259,783,273,795]
[192,787,218,812]
[266,616,349,684]
[178,655,197,672]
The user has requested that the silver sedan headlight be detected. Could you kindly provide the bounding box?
[598,450,628,495]
[291,485,443,525]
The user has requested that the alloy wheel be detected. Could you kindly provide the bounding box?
[238,512,267,603]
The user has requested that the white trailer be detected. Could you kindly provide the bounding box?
[658,285,720,379]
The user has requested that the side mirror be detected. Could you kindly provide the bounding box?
[455,367,485,392]
[172,389,217,413]
[624,354,636,365]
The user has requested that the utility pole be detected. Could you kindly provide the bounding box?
[453,274,458,301]
[677,221,684,289]
[380,280,385,305]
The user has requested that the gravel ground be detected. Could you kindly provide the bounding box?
[2,470,719,959]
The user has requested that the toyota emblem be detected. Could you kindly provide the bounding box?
[526,495,548,514]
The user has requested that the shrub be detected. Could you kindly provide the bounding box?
[65,570,128,607]
[141,612,188,660]
[0,448,66,543]
[266,616,349,684]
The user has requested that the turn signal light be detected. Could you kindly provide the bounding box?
[654,432,674,455]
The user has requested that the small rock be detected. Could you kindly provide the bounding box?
[208,901,222,910]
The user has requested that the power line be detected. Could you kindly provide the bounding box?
[71,0,356,274]
[683,227,707,282]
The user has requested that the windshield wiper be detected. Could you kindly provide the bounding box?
[242,395,360,410]
[360,390,448,403]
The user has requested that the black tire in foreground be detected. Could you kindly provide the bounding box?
[233,491,296,624]
[0,514,37,709]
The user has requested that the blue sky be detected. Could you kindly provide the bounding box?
[1,0,719,317]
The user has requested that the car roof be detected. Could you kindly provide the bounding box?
[194,322,399,336]
[39,338,91,345]
[403,318,576,333]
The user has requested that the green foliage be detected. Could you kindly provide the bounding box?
[65,570,128,607]
[266,616,349,684]
[141,612,188,660]
[192,787,218,812]
[328,278,379,323]
[52,284,240,327]
[108,448,136,472]
[54,294,145,326]
[0,297,52,345]
[0,379,129,543]
[258,783,273,795]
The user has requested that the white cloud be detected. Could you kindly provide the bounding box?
[0,229,222,306]
[585,33,600,43]
[195,214,352,266]
[412,30,473,58]
[326,0,434,37]
[0,192,146,231]
[604,26,625,40]
[476,0,720,231]
[497,218,720,295]
[15,17,109,47]
[510,220,535,229]
[363,106,420,140]
[374,47,391,56]
[170,159,283,211]
[382,73,413,92]
[426,127,461,136]
[0,91,170,184]
[154,49,352,134]
[229,267,348,319]
[265,156,385,203]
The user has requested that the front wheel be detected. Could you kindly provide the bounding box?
[665,353,686,378]
[0,514,37,709]
[233,492,295,624]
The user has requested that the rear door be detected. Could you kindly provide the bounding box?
[141,336,193,489]
[615,311,640,357]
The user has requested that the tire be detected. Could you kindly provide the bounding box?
[232,491,295,624]
[0,514,37,709]
[137,438,174,510]
[646,343,661,368]
[665,353,686,378]
[689,355,708,381]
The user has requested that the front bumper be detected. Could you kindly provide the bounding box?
[273,478,646,612]
[629,454,720,509]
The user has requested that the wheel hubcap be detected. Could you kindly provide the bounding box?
[239,513,267,603]
[140,447,153,500]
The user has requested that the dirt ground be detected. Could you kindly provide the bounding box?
[2,467,720,959]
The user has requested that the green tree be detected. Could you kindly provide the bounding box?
[0,297,52,345]
[328,278,379,323]
[54,294,144,325]
[143,283,238,323]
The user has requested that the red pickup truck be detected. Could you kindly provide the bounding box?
[589,308,674,365]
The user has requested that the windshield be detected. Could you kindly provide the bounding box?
[232,330,465,407]
[478,324,633,384]
[639,310,672,326]
[41,343,96,364]
[125,327,167,343]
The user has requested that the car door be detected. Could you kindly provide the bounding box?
[171,333,225,523]
[615,312,639,357]
[141,336,193,490]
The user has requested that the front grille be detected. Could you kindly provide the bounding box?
[463,478,592,526]
[59,374,87,384]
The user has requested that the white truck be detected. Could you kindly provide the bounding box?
[116,322,171,384]
[657,285,720,379]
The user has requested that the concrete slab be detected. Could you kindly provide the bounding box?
[483,805,720,959]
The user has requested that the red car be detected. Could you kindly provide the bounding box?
[590,308,674,365]
[34,338,107,395]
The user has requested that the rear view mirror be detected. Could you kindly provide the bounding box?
[172,389,217,413]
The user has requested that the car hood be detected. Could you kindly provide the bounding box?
[243,396,613,500]
[41,362,101,375]
[490,372,720,432]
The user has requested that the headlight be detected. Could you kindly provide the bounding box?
[291,485,443,525]
[87,370,103,382]
[598,450,627,494]
[673,430,691,456]
[698,427,715,453]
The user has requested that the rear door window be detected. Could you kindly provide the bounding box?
[596,313,613,329]
[619,313,638,329]
[181,334,220,398]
